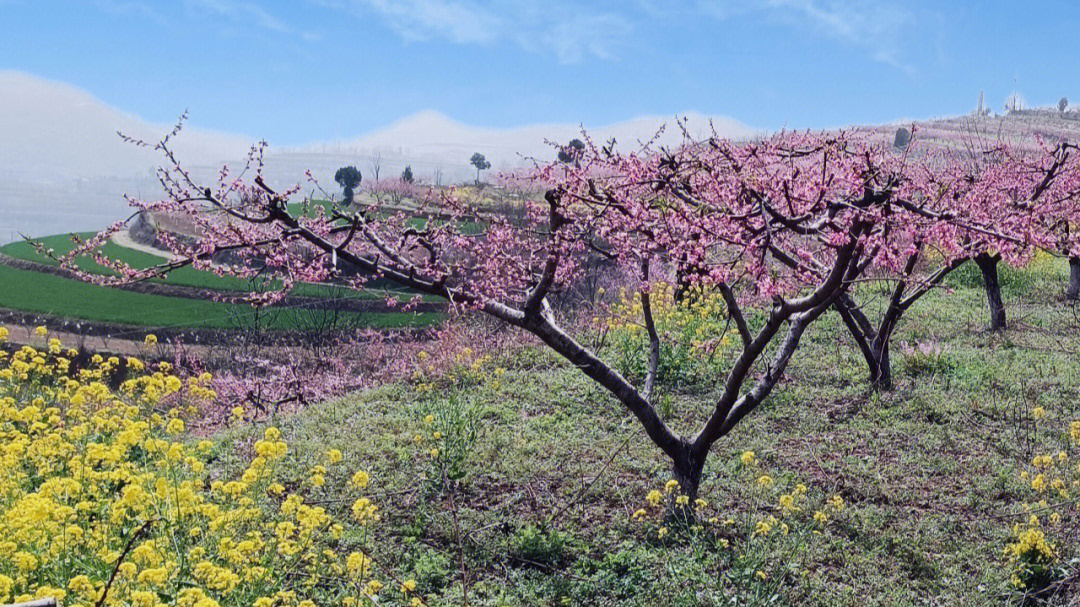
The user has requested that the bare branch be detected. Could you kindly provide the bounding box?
[640,258,661,402]
[717,281,752,348]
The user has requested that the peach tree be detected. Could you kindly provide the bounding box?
[832,133,1080,387]
[60,121,1021,502]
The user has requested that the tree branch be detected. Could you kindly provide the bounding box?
[640,258,661,402]
[717,281,752,348]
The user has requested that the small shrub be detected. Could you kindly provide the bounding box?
[407,548,453,593]
[899,340,954,377]
[411,347,494,489]
[572,544,659,601]
[1003,414,1080,603]
[1005,519,1063,600]
[511,524,569,567]
[417,388,479,487]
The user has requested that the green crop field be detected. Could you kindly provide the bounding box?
[1,233,439,301]
[2,233,257,291]
[0,263,441,330]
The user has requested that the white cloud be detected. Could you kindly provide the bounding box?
[356,0,500,43]
[92,0,167,22]
[184,0,293,34]
[536,11,633,63]
[698,0,920,73]
[333,0,633,63]
[327,0,926,69]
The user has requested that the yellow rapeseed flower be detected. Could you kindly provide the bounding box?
[646,490,663,507]
[0,334,381,606]
[166,418,185,435]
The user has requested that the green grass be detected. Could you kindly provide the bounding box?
[0,263,442,330]
[213,255,1080,606]
[290,198,487,233]
[2,232,256,291]
[1,232,439,302]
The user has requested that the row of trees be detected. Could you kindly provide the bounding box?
[333,164,416,205]
[65,123,1080,504]
[334,153,493,204]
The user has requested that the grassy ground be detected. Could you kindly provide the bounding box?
[0,263,441,330]
[213,255,1080,606]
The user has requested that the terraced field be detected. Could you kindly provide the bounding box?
[0,232,424,298]
[0,232,443,332]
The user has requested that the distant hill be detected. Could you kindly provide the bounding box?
[0,71,253,243]
[0,71,252,182]
[19,70,1080,245]
[277,109,757,183]
[0,71,756,242]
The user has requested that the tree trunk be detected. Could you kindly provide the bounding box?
[834,294,893,390]
[670,449,705,521]
[869,336,892,389]
[674,267,693,302]
[1067,256,1080,300]
[975,254,1007,331]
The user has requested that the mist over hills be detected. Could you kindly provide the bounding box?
[0,71,252,243]
[0,71,758,242]
[281,109,757,181]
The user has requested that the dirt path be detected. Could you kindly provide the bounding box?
[111,228,184,261]
[1,321,208,357]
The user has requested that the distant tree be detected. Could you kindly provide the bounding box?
[893,127,911,149]
[557,139,585,164]
[1005,92,1026,113]
[334,166,362,205]
[401,165,414,183]
[470,152,491,184]
[369,152,383,183]
[1060,97,1069,113]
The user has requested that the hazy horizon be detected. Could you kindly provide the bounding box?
[4,0,1079,240]
[0,70,762,242]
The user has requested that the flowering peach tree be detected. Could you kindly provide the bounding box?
[59,121,1031,501]
[832,134,1080,387]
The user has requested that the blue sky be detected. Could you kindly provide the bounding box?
[3,0,1078,145]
